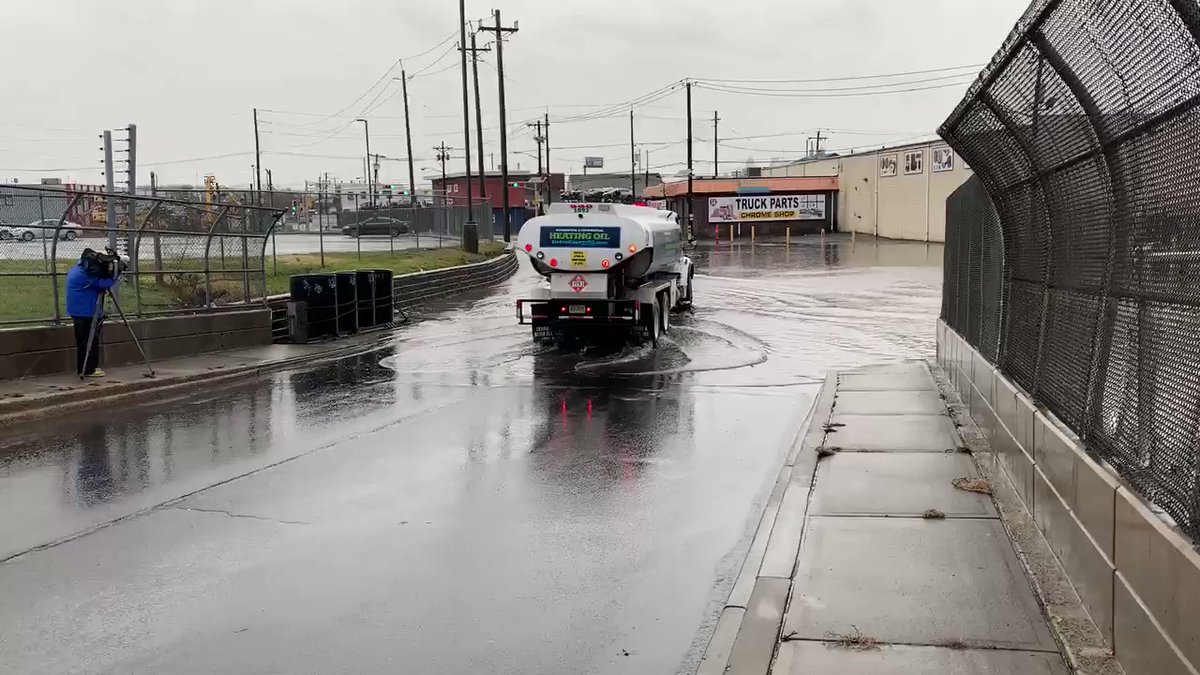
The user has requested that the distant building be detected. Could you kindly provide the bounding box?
[432,170,566,233]
[646,137,972,243]
[567,172,662,194]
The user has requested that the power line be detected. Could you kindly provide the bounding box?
[691,63,983,84]
[691,71,976,94]
[694,79,974,98]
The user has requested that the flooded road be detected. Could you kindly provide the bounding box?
[0,235,941,675]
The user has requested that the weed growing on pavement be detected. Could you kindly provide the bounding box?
[922,508,946,519]
[951,477,993,495]
[936,638,969,650]
[824,625,881,651]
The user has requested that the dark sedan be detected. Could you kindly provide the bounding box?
[342,216,410,238]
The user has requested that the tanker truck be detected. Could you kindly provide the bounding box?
[515,202,694,347]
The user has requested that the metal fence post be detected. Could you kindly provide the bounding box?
[38,194,49,275]
[203,206,231,309]
[48,193,84,325]
[355,193,361,262]
[132,201,163,319]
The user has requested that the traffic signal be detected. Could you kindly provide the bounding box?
[290,199,298,213]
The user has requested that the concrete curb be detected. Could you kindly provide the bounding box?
[697,372,837,675]
[0,336,388,428]
[930,362,1126,675]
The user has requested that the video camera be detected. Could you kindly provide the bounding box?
[80,247,129,279]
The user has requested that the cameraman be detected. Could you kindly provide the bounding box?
[66,249,118,378]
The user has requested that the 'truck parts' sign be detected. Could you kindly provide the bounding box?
[707,194,827,223]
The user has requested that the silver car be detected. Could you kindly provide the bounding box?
[5,219,83,242]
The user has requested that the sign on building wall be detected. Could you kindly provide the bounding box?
[932,147,955,172]
[880,155,898,177]
[904,150,924,174]
[707,194,826,223]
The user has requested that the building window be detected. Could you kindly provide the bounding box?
[932,147,954,172]
[879,154,897,178]
[904,150,924,175]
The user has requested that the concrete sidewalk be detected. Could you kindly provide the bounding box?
[0,336,385,425]
[705,361,1072,674]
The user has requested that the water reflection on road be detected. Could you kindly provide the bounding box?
[0,234,943,675]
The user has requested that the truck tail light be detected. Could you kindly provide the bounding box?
[524,244,532,252]
[550,258,558,267]
[601,259,610,268]
[628,244,638,253]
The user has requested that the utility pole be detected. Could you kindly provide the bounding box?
[124,123,137,283]
[544,112,551,203]
[457,0,477,252]
[253,108,263,205]
[807,130,825,156]
[371,153,381,198]
[356,118,371,205]
[467,32,490,204]
[686,80,693,232]
[435,143,450,204]
[435,142,450,240]
[480,9,518,240]
[712,111,720,178]
[643,148,649,192]
[529,120,544,174]
[401,71,416,207]
[101,130,117,250]
[629,109,636,198]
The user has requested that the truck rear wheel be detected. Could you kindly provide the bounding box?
[660,295,670,336]
[648,302,660,347]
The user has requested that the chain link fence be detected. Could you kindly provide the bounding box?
[0,184,282,326]
[939,0,1200,537]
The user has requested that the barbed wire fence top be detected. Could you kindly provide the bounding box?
[939,0,1200,537]
[0,184,284,325]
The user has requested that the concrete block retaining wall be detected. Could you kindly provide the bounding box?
[938,318,1200,675]
[0,309,272,380]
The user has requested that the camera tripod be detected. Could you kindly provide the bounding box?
[80,284,156,380]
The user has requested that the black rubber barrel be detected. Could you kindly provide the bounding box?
[373,269,394,325]
[289,273,337,338]
[335,271,358,334]
[356,269,376,329]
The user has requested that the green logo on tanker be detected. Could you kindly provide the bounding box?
[539,226,620,248]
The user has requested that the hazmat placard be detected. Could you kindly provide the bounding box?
[707,194,826,223]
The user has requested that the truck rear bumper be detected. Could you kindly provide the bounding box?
[515,298,642,326]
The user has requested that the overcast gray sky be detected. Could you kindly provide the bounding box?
[0,0,1029,189]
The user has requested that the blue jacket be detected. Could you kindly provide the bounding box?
[66,263,116,318]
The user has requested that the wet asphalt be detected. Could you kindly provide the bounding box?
[0,235,942,675]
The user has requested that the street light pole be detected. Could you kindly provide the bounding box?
[356,118,372,206]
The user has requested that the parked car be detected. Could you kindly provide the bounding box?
[6,219,83,242]
[342,216,410,238]
[0,221,13,241]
